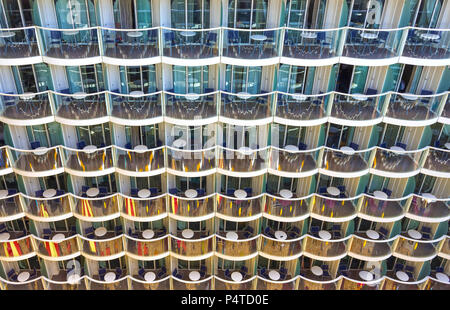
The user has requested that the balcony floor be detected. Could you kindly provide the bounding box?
[282,45,334,59]
[106,45,159,59]
[0,44,39,58]
[324,153,367,173]
[15,152,61,172]
[2,101,51,120]
[342,46,395,59]
[331,101,379,120]
[276,101,324,121]
[117,153,164,172]
[402,45,450,59]
[163,46,218,59]
[111,100,161,120]
[223,45,277,59]
[374,152,418,173]
[66,152,113,172]
[276,153,316,173]
[46,45,99,59]
[56,100,107,120]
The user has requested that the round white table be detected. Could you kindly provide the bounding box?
[435,272,449,283]
[189,271,201,281]
[182,228,194,239]
[268,270,280,281]
[373,190,388,199]
[83,145,98,154]
[33,147,48,156]
[238,146,253,155]
[186,93,200,101]
[420,33,440,40]
[318,230,332,240]
[291,94,308,101]
[130,91,144,98]
[0,190,9,199]
[0,31,15,38]
[67,273,81,284]
[104,272,116,282]
[234,189,247,199]
[226,231,238,240]
[422,193,437,202]
[352,94,367,101]
[19,92,36,100]
[72,92,87,100]
[284,145,299,152]
[0,232,10,241]
[231,271,243,282]
[63,29,80,36]
[237,92,252,100]
[142,229,155,239]
[144,271,156,282]
[274,230,287,240]
[180,31,196,37]
[185,189,198,198]
[279,189,293,199]
[359,270,374,281]
[86,187,99,197]
[94,227,107,237]
[360,32,378,39]
[138,189,151,198]
[327,186,340,196]
[43,189,57,198]
[311,266,323,276]
[340,146,355,155]
[17,271,30,282]
[52,233,65,241]
[400,94,418,101]
[127,31,143,38]
[408,229,422,240]
[301,32,317,39]
[396,271,409,281]
[250,34,267,41]
[134,145,148,153]
[366,230,380,240]
[390,146,405,153]
[445,142,450,150]
[172,139,187,148]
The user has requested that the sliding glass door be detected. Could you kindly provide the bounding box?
[112,0,152,29]
[172,66,209,94]
[119,65,157,94]
[284,0,327,29]
[171,0,210,29]
[228,0,268,29]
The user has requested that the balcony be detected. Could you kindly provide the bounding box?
[220,92,273,124]
[359,195,404,221]
[214,273,255,290]
[109,92,162,125]
[64,146,114,177]
[169,194,215,219]
[12,147,63,177]
[423,278,450,290]
[0,93,53,125]
[215,233,258,258]
[222,28,280,65]
[35,234,79,259]
[269,147,318,177]
[218,146,268,176]
[372,147,422,177]
[74,195,119,220]
[394,237,437,261]
[385,93,442,126]
[162,28,219,64]
[47,270,87,290]
[264,195,309,221]
[321,148,370,177]
[40,28,100,65]
[24,194,71,220]
[53,92,108,125]
[382,277,421,290]
[330,93,382,125]
[101,28,159,65]
[0,27,40,63]
[172,274,212,290]
[310,196,357,221]
[125,234,169,259]
[115,146,164,176]
[407,195,450,223]
[349,235,391,260]
[401,29,450,63]
[342,28,402,64]
[340,271,380,289]
[216,194,263,220]
[80,234,124,259]
[299,265,335,283]
[165,92,217,123]
[89,273,128,290]
[130,275,171,290]
[0,273,44,290]
[303,236,347,260]
[0,234,34,260]
[274,93,328,126]
[167,147,215,176]
[422,147,450,177]
[0,147,12,175]
[120,195,166,220]
[0,194,23,220]
[170,234,214,259]
[256,276,296,290]
[298,278,337,290]
[260,234,302,259]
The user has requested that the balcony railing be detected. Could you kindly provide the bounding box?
[218,146,268,174]
[386,92,443,123]
[275,92,328,123]
[35,234,78,258]
[422,147,450,175]
[0,194,23,219]
[372,147,423,175]
[115,145,164,174]
[0,92,53,124]
[343,28,403,59]
[394,236,437,260]
[23,194,71,219]
[408,195,450,222]
[109,92,162,123]
[260,234,302,258]
[321,147,370,175]
[165,92,218,121]
[168,193,215,218]
[298,277,338,290]
[0,146,11,172]
[216,193,263,219]
[53,92,107,122]
[170,234,214,258]
[0,234,34,259]
[303,235,348,259]
[11,146,62,176]
[359,194,405,221]
[214,275,255,290]
[349,235,391,259]
[63,145,114,174]
[101,28,159,60]
[264,194,310,220]
[269,146,319,175]
[167,146,215,174]
[73,194,119,219]
[125,234,169,258]
[172,275,212,290]
[215,233,258,257]
[310,195,357,220]
[402,28,450,60]
[256,276,297,290]
[80,234,123,258]
[120,194,166,219]
[0,27,39,59]
[220,92,273,122]
[331,92,383,122]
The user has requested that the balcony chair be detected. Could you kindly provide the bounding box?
[81,185,89,193]
[243,231,252,238]
[70,226,77,235]
[202,32,217,55]
[337,185,346,193]
[260,267,268,278]
[240,266,248,277]
[310,226,320,237]
[280,267,288,275]
[379,227,389,239]
[0,223,7,233]
[149,187,159,196]
[420,90,433,105]
[99,187,108,194]
[224,269,231,279]
[115,225,123,235]
[279,273,287,280]
[435,266,444,273]
[298,142,308,150]
[382,188,392,197]
[197,188,205,196]
[244,226,254,234]
[30,141,41,149]
[157,267,167,279]
[7,269,18,281]
[35,190,45,197]
[169,188,179,195]
[405,266,414,279]
[124,142,132,150]
[319,187,327,194]
[50,31,63,54]
[6,189,17,203]
[85,227,95,239]
[56,189,65,196]
[420,226,432,240]
[332,225,341,238]
[29,268,37,279]
[337,264,348,276]
[226,188,235,196]
[244,187,252,196]
[42,228,52,239]
[98,267,106,281]
[130,188,139,197]
[349,142,359,151]
[316,31,331,57]
[77,141,86,150]
[264,227,275,238]
[395,142,407,150]
[115,267,122,278]
[394,263,404,272]
[164,32,176,56]
[138,267,145,279]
